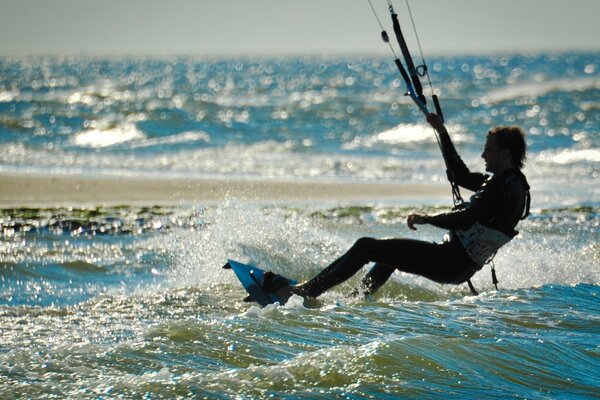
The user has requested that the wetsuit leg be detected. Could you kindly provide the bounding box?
[295,236,473,298]
[359,263,396,296]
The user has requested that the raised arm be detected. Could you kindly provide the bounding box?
[426,114,486,192]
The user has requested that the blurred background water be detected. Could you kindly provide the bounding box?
[0,53,598,203]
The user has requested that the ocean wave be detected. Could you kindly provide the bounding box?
[481,77,600,104]
[59,261,109,273]
[537,148,600,164]
[2,140,598,196]
[343,122,470,150]
[1,54,598,198]
[73,123,146,148]
[0,89,19,102]
[128,130,211,149]
[0,139,447,181]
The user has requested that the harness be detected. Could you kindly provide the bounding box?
[463,173,531,295]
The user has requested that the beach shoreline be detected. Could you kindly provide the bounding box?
[0,172,451,207]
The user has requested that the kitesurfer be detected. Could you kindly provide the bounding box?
[290,114,531,298]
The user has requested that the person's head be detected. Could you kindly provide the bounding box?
[482,126,527,173]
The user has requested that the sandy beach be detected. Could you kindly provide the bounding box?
[0,173,450,207]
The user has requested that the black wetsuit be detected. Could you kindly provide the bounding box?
[296,129,530,298]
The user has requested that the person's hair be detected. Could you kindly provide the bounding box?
[487,126,527,169]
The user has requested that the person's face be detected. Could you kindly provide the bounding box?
[481,135,509,173]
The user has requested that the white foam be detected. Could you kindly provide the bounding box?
[344,123,469,150]
[243,303,279,318]
[470,220,600,291]
[0,89,19,102]
[242,298,308,318]
[73,124,145,148]
[165,199,349,291]
[128,130,210,148]
[67,91,98,106]
[481,77,600,103]
[538,148,600,164]
[283,294,307,310]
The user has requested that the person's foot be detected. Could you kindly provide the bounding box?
[263,271,288,292]
[263,271,298,303]
[273,283,293,301]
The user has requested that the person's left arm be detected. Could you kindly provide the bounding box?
[408,179,499,231]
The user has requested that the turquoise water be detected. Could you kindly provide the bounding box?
[1,53,599,199]
[1,52,599,398]
[1,203,598,398]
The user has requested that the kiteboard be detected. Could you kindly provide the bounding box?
[223,259,297,307]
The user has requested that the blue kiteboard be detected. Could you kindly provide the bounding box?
[223,259,297,307]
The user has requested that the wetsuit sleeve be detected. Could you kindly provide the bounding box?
[437,129,487,192]
[425,178,498,230]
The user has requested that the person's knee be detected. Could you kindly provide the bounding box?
[354,236,376,250]
[351,237,377,262]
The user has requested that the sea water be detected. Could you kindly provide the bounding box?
[1,53,599,398]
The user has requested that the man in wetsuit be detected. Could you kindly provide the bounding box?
[291,114,531,298]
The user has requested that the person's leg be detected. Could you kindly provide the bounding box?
[357,263,396,296]
[293,238,373,298]
[295,236,470,298]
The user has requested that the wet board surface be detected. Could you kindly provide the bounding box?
[223,259,297,307]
